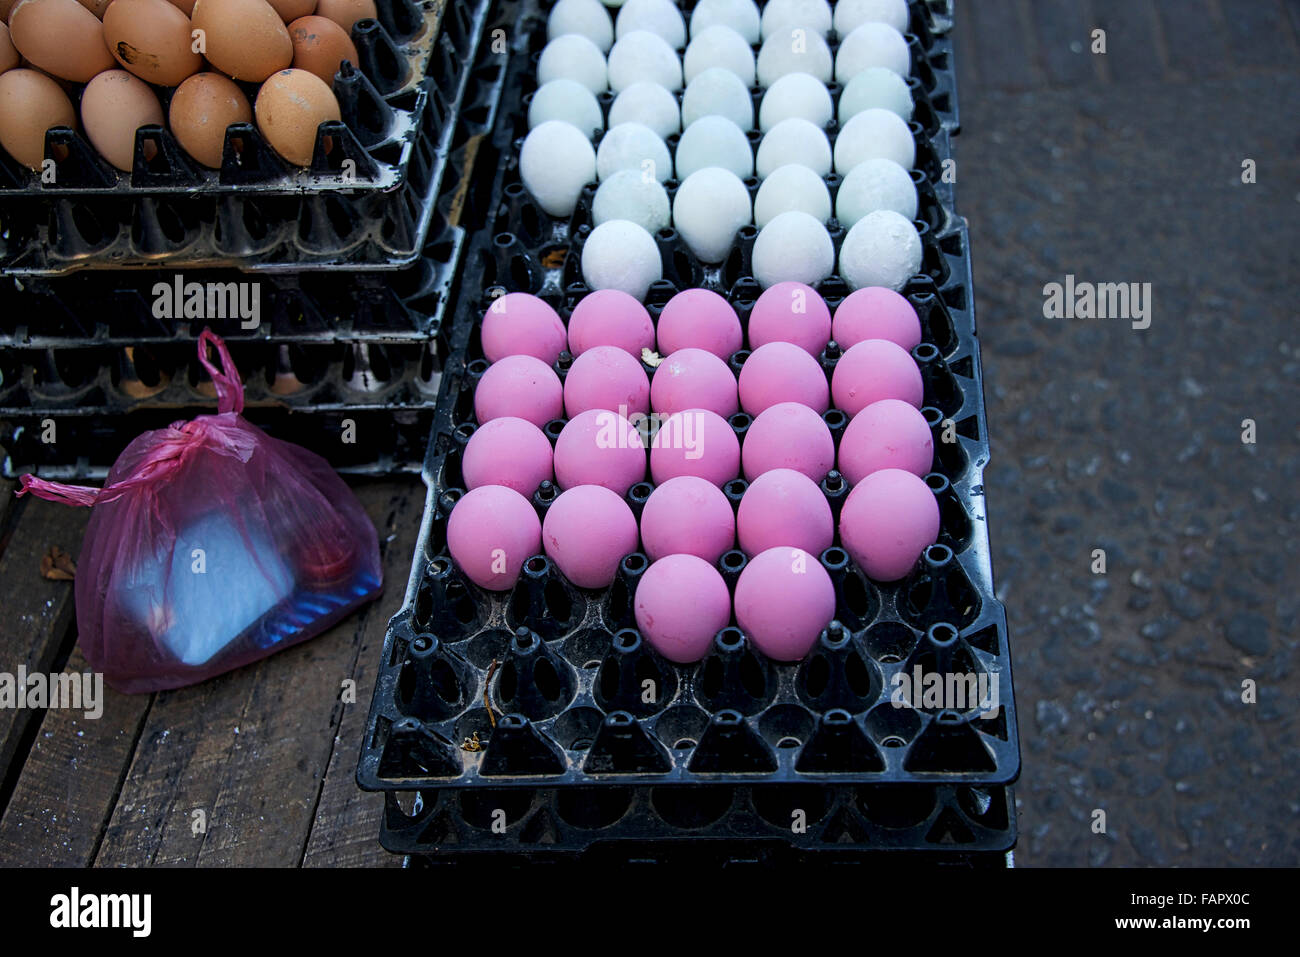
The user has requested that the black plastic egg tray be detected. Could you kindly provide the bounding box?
[357,22,1016,860]
[0,0,509,275]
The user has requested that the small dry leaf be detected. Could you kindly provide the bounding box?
[541,247,567,269]
[40,546,77,581]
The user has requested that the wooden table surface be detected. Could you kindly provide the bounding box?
[0,476,426,867]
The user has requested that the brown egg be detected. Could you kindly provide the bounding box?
[288,14,355,86]
[267,0,315,22]
[313,0,374,34]
[191,0,292,82]
[9,0,116,82]
[75,0,110,17]
[164,0,194,13]
[0,23,18,73]
[169,71,251,168]
[0,67,74,168]
[80,69,163,171]
[0,0,17,22]
[255,67,339,166]
[104,0,202,87]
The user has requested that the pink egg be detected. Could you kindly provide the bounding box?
[838,399,933,484]
[656,288,744,359]
[567,289,656,357]
[747,281,832,356]
[831,338,923,416]
[737,341,830,415]
[563,345,651,417]
[554,408,647,494]
[543,484,640,588]
[839,468,939,581]
[475,355,565,427]
[635,554,733,663]
[481,292,567,364]
[447,485,542,591]
[640,475,736,562]
[734,546,836,662]
[737,468,833,557]
[832,287,922,351]
[461,416,555,496]
[649,347,739,418]
[742,401,835,482]
[650,408,740,487]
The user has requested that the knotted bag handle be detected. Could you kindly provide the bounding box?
[197,328,245,416]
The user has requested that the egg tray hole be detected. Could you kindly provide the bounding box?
[376,782,1013,858]
[0,0,514,276]
[0,404,433,481]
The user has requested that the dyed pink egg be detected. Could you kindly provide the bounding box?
[461,416,555,496]
[830,338,923,415]
[447,485,542,591]
[838,399,933,484]
[640,475,736,562]
[635,553,733,664]
[737,468,833,557]
[567,289,656,356]
[649,347,740,418]
[554,408,647,494]
[564,345,651,417]
[650,408,740,487]
[543,484,640,588]
[747,281,832,356]
[832,286,922,351]
[481,292,567,364]
[656,288,744,359]
[734,546,836,662]
[474,355,564,427]
[742,401,835,482]
[839,468,939,581]
[737,341,830,415]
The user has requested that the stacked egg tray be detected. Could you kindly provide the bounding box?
[0,0,506,275]
[358,6,1016,861]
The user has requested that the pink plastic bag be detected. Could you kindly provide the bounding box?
[18,330,383,693]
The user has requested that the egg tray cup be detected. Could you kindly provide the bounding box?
[0,0,513,276]
[381,782,1014,861]
[1,404,434,481]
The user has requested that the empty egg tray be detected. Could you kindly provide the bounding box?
[0,0,510,275]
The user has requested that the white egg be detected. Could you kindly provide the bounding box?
[760,0,832,39]
[834,108,915,172]
[528,79,604,134]
[839,209,922,291]
[751,210,834,288]
[593,168,671,233]
[607,30,682,91]
[835,22,910,82]
[548,0,615,52]
[615,0,686,49]
[838,66,913,123]
[833,0,910,35]
[582,219,663,299]
[753,163,831,228]
[538,34,609,93]
[756,117,831,178]
[597,122,673,181]
[835,157,917,226]
[673,166,752,262]
[758,71,833,131]
[689,0,761,44]
[681,67,754,130]
[521,121,598,217]
[756,29,833,85]
[683,24,755,85]
[674,114,753,180]
[609,81,681,139]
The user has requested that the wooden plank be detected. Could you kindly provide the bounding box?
[967,0,1040,92]
[94,480,424,867]
[1089,0,1166,84]
[0,498,89,790]
[0,647,152,866]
